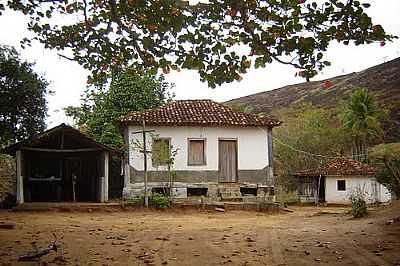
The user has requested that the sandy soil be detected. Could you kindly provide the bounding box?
[0,202,400,266]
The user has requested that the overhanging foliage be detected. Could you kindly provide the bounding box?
[4,0,396,87]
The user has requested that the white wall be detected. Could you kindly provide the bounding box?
[128,125,269,172]
[325,176,391,204]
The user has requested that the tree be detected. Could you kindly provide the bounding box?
[65,68,173,149]
[5,0,395,87]
[370,143,400,197]
[272,104,345,189]
[0,45,49,147]
[339,88,386,161]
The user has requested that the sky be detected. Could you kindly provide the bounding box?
[0,0,399,128]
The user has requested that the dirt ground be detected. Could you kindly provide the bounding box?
[1,202,400,266]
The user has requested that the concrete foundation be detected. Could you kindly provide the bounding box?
[123,181,275,203]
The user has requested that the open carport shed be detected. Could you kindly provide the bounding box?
[4,124,118,205]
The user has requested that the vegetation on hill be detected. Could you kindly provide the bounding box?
[272,104,345,189]
[226,58,400,142]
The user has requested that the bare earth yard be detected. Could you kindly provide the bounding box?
[1,203,400,266]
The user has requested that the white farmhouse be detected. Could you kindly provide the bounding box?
[297,158,391,204]
[118,100,281,199]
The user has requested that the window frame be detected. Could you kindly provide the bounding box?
[187,138,207,166]
[151,137,171,167]
[337,179,346,191]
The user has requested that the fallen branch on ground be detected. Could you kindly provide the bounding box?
[19,233,59,261]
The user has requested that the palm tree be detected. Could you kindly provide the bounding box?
[339,88,385,161]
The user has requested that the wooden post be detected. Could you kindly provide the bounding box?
[72,173,76,202]
[130,123,155,207]
[104,151,109,202]
[143,120,149,208]
[316,174,322,207]
[16,150,24,204]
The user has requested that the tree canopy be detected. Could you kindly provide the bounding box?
[339,87,386,160]
[5,0,395,87]
[0,45,49,147]
[65,69,173,149]
[370,142,400,197]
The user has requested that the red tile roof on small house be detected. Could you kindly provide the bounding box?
[296,158,376,177]
[118,100,281,128]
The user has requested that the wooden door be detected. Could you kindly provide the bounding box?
[218,140,238,182]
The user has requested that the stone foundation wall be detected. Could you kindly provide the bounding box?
[0,155,16,202]
[123,181,275,200]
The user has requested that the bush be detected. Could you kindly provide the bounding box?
[0,193,17,209]
[124,196,144,206]
[349,186,368,218]
[125,193,170,209]
[149,193,170,209]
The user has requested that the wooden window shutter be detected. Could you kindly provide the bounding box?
[188,139,205,165]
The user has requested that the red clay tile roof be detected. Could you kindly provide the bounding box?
[118,100,281,127]
[296,158,376,176]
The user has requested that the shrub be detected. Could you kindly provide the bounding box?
[125,196,144,207]
[349,186,368,218]
[0,193,17,209]
[125,193,170,208]
[149,193,170,209]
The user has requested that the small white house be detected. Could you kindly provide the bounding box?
[297,158,391,204]
[118,100,281,198]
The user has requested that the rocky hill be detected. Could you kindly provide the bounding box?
[226,57,400,140]
[226,57,400,116]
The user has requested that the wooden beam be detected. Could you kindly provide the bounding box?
[21,147,101,153]
[60,131,65,149]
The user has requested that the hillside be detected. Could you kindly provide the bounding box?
[227,57,400,115]
[226,57,400,140]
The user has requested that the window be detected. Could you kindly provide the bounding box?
[152,138,170,167]
[188,139,206,165]
[337,180,346,191]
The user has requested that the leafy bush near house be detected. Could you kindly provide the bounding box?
[275,187,298,205]
[124,196,144,207]
[125,193,170,209]
[349,187,368,218]
[149,193,170,209]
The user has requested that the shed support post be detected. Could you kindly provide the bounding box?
[16,150,24,205]
[103,151,109,202]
